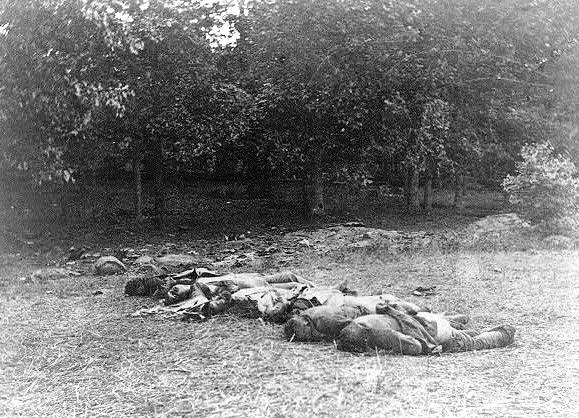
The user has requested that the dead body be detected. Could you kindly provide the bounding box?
[337,304,514,355]
[285,302,514,355]
[126,269,516,355]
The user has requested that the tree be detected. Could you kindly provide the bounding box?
[503,142,579,231]
[1,0,231,227]
[0,0,119,185]
[3,0,579,228]
[236,0,427,217]
[234,0,579,216]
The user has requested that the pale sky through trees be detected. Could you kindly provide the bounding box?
[207,0,242,47]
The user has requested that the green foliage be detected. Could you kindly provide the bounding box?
[503,142,579,231]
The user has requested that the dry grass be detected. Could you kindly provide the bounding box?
[1,241,579,417]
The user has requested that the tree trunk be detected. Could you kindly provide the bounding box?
[502,190,511,206]
[423,160,434,212]
[335,181,348,215]
[453,172,465,211]
[58,182,70,224]
[302,143,324,220]
[405,165,420,211]
[147,40,165,229]
[153,137,166,229]
[247,158,273,198]
[90,165,98,189]
[133,151,143,227]
[302,176,324,220]
[259,163,273,198]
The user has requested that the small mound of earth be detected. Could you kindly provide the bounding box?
[281,214,538,254]
[156,254,198,268]
[463,213,579,250]
[542,235,577,250]
[284,225,459,254]
[467,213,530,235]
[30,267,73,281]
[135,255,155,265]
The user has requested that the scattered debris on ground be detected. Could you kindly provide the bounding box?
[29,267,79,281]
[18,213,578,285]
[412,286,437,297]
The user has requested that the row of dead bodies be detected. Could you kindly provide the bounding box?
[126,269,516,355]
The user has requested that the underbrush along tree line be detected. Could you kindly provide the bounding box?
[1,0,579,228]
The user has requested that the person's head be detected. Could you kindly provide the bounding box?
[284,315,324,342]
[165,284,193,305]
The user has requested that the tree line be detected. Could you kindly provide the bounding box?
[1,0,578,225]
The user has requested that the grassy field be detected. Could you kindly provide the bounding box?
[1,191,578,417]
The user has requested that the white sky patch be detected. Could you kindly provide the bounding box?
[208,19,239,47]
[139,0,150,11]
[204,0,243,48]
[114,10,134,23]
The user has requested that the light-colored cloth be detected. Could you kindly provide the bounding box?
[131,271,313,321]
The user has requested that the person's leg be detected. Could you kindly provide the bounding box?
[370,329,424,355]
[442,325,516,352]
[266,271,316,287]
[337,315,423,355]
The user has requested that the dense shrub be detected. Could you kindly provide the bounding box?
[502,142,579,232]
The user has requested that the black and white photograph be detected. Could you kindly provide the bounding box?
[1,0,578,416]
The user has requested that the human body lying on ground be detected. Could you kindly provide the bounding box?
[127,269,323,321]
[125,268,516,355]
[336,303,515,355]
[127,269,422,322]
